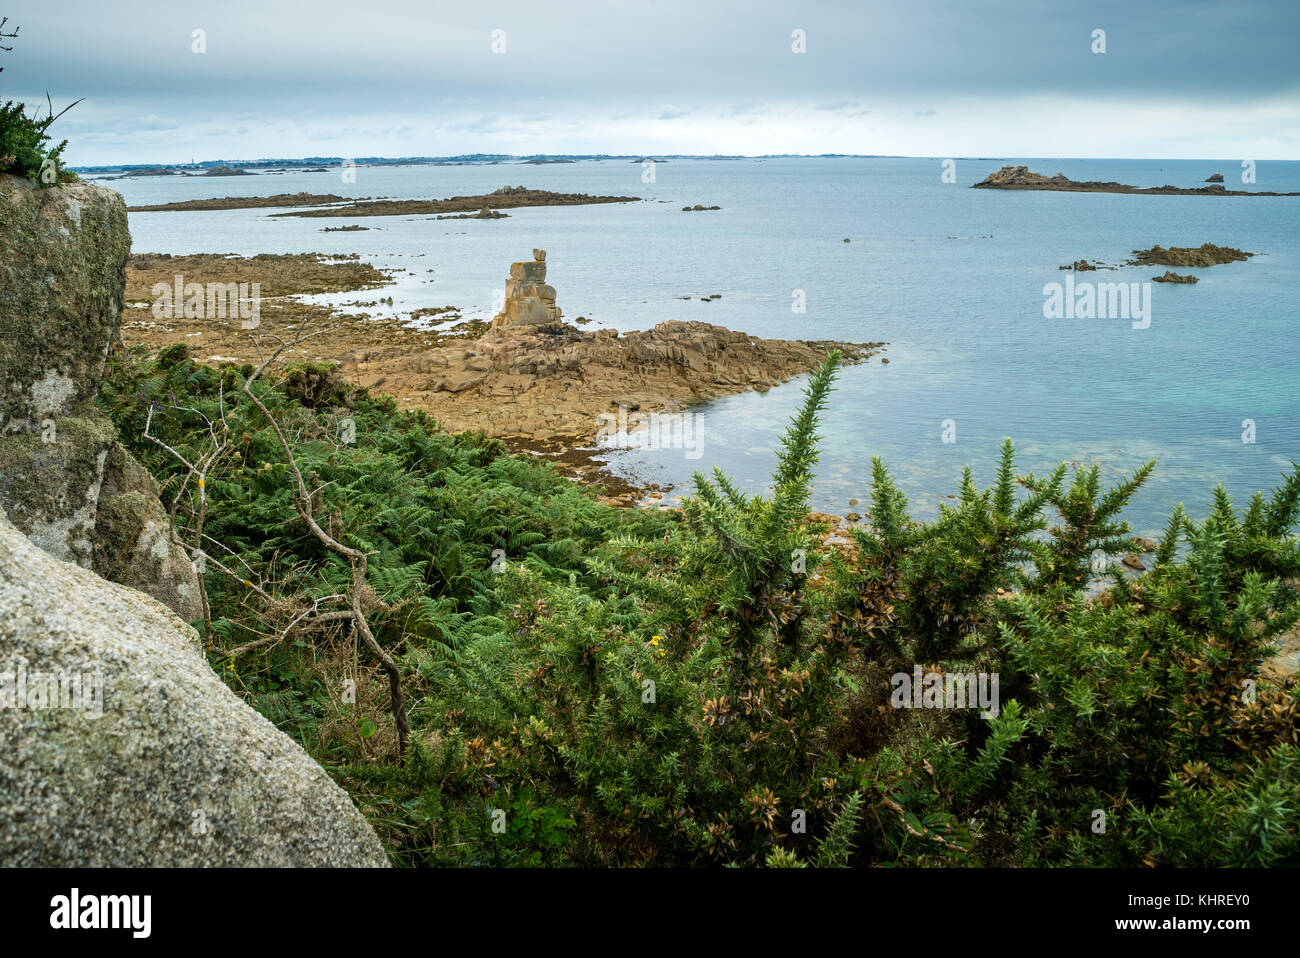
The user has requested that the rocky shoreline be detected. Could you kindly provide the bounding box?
[119,248,884,498]
[345,249,883,439]
[343,316,882,438]
[973,164,1300,196]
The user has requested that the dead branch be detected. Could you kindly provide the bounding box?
[241,324,411,761]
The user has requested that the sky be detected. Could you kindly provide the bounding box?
[2,0,1297,165]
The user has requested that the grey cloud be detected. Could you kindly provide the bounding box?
[1,0,1294,163]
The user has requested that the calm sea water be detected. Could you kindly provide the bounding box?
[104,157,1300,536]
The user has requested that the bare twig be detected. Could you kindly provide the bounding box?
[0,18,17,62]
[241,325,410,760]
[137,317,409,761]
[217,593,346,659]
[144,390,233,643]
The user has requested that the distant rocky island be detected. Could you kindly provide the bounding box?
[436,207,509,220]
[973,165,1300,196]
[273,185,639,219]
[127,186,637,216]
[1128,243,1253,266]
[129,191,354,212]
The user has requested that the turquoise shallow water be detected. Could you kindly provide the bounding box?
[107,156,1300,536]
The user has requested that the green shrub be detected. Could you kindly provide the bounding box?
[100,345,1300,866]
[1,21,79,184]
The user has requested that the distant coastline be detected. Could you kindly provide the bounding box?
[73,154,1300,176]
[71,152,880,174]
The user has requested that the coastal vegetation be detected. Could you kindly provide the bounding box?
[0,20,77,184]
[99,342,1300,866]
[7,22,1295,866]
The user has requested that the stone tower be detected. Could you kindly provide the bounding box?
[491,248,562,333]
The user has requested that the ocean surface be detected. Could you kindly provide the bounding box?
[102,157,1300,536]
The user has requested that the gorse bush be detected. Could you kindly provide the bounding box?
[0,98,75,183]
[0,21,79,184]
[101,344,1300,866]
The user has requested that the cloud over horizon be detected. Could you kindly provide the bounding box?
[3,0,1297,165]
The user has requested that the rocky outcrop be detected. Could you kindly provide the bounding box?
[489,248,562,333]
[972,164,1300,196]
[1151,270,1199,284]
[128,191,351,212]
[271,186,640,219]
[119,247,885,443]
[0,173,200,619]
[344,313,884,438]
[1129,244,1253,267]
[437,207,508,220]
[1205,173,1225,183]
[974,166,1076,189]
[0,504,389,866]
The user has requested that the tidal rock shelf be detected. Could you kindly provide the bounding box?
[272,185,639,218]
[341,249,884,439]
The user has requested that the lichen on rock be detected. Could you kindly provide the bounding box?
[0,173,200,619]
[0,504,389,866]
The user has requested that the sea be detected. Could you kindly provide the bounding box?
[100,156,1300,537]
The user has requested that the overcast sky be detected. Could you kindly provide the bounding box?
[3,0,1297,165]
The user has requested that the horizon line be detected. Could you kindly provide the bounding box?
[69,153,1300,173]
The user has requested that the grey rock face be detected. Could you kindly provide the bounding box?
[0,174,201,619]
[0,174,127,424]
[0,505,390,866]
